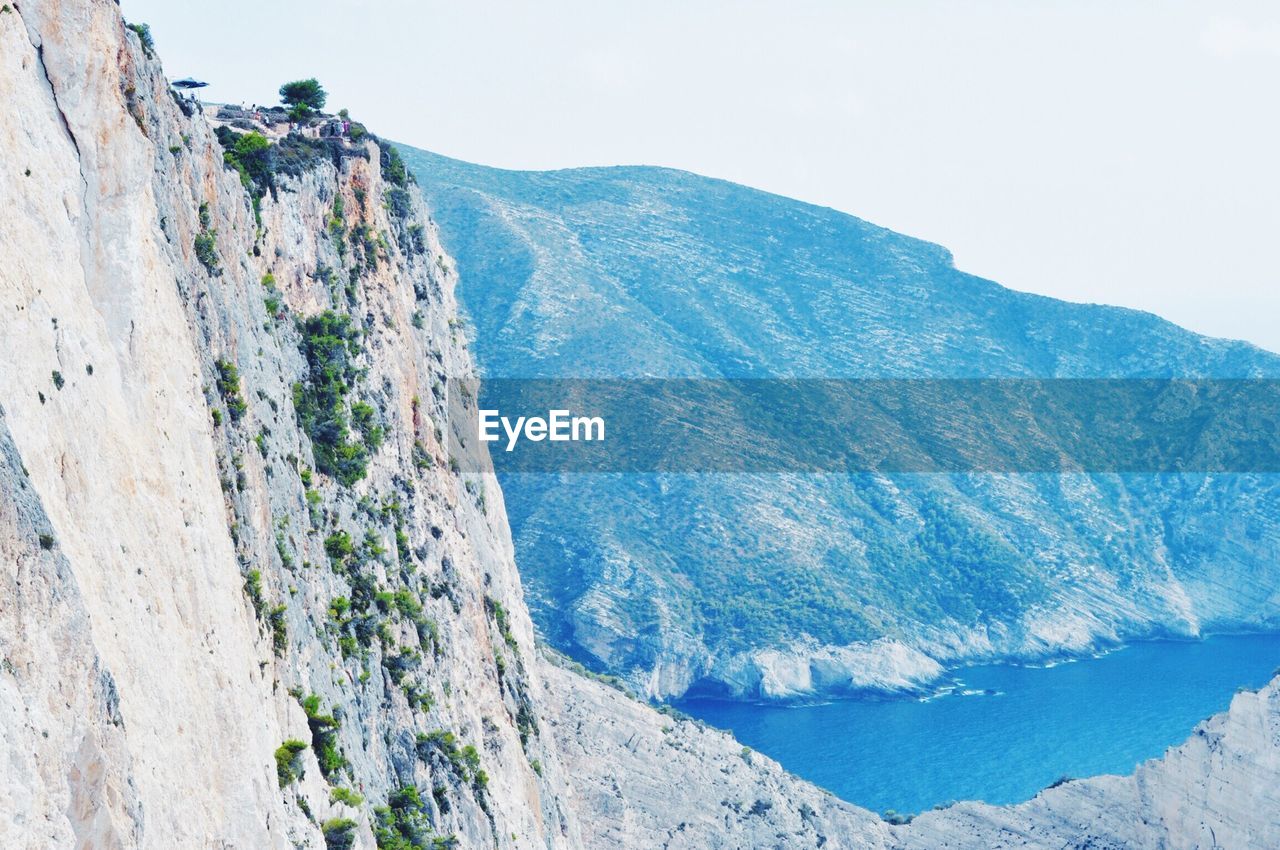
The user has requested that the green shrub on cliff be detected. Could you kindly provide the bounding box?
[126,22,154,58]
[243,569,265,617]
[219,130,272,192]
[321,817,356,850]
[415,730,485,788]
[268,603,288,653]
[379,144,410,188]
[300,694,346,779]
[351,400,384,452]
[324,530,354,566]
[293,311,383,486]
[274,739,307,787]
[330,786,363,807]
[372,785,458,849]
[194,230,218,273]
[293,312,357,469]
[214,359,247,421]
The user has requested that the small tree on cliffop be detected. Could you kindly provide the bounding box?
[279,78,327,120]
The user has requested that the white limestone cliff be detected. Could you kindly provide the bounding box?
[1,1,569,844]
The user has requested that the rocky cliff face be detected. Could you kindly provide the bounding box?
[3,2,1279,849]
[0,1,571,845]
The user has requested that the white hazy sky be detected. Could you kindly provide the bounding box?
[124,0,1280,353]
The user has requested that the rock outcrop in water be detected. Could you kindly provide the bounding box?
[897,676,1280,849]
[546,652,1280,849]
[2,1,1280,847]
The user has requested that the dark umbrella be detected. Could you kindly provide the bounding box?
[172,77,208,89]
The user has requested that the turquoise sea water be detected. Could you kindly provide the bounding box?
[674,633,1280,815]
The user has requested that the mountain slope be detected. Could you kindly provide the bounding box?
[405,147,1280,700]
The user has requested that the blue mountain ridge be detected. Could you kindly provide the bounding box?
[403,145,1280,700]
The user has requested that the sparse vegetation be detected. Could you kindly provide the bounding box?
[413,441,432,471]
[380,144,410,188]
[321,817,357,850]
[273,133,335,178]
[373,785,457,850]
[385,186,412,220]
[244,569,265,617]
[51,371,64,390]
[406,223,426,254]
[268,604,288,653]
[126,22,155,58]
[300,694,346,779]
[324,531,354,567]
[416,731,485,789]
[274,739,307,787]
[330,786,364,807]
[486,597,518,650]
[382,647,421,685]
[213,127,334,202]
[193,203,219,272]
[263,293,281,319]
[293,311,379,486]
[305,487,323,525]
[214,359,248,421]
[329,196,346,256]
